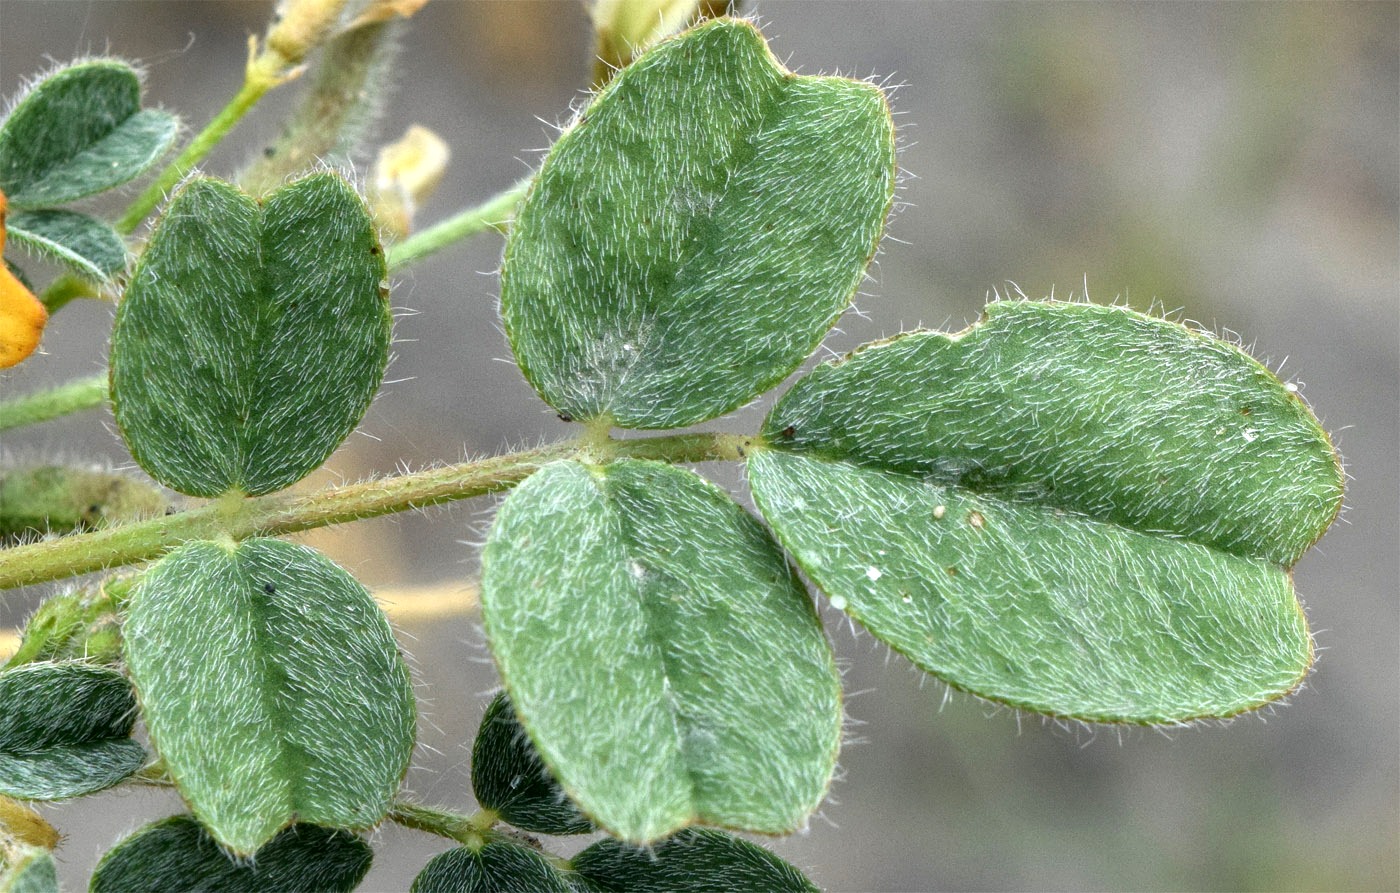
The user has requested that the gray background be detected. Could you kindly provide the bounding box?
[1,2,1396,891]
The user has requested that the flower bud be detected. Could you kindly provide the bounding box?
[590,0,702,87]
[373,125,450,239]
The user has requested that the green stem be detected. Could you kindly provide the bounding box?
[0,373,107,432]
[39,275,100,313]
[116,77,273,234]
[387,802,495,848]
[0,432,757,592]
[387,178,532,271]
[2,179,533,434]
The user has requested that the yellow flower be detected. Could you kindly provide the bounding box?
[0,189,48,369]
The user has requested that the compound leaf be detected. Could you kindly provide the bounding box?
[501,18,896,429]
[749,300,1343,723]
[0,60,177,208]
[0,663,143,800]
[572,829,819,893]
[5,210,125,280]
[482,459,840,843]
[90,816,372,893]
[410,841,573,893]
[123,539,415,854]
[471,692,593,836]
[110,173,390,498]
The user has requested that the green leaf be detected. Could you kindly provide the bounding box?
[5,210,125,280]
[109,173,390,497]
[572,829,819,893]
[0,663,144,800]
[123,538,415,854]
[501,19,896,429]
[408,831,819,893]
[749,300,1343,723]
[471,693,593,836]
[0,60,177,208]
[90,816,373,893]
[482,459,840,843]
[0,848,58,893]
[410,841,573,893]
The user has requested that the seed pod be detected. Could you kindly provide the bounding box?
[0,464,168,540]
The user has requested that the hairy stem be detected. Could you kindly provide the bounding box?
[0,432,757,591]
[38,275,101,313]
[386,178,532,270]
[0,373,107,432]
[387,802,495,848]
[117,75,274,234]
[239,20,400,196]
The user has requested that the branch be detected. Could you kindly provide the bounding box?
[0,432,756,591]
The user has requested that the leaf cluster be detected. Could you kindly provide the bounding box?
[0,13,1342,893]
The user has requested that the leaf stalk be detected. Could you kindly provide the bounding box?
[0,431,753,592]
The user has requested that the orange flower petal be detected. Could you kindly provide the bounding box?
[1,188,49,368]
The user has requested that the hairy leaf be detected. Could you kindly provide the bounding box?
[91,816,372,893]
[5,210,125,280]
[123,539,415,853]
[0,663,143,800]
[110,173,390,498]
[572,829,819,892]
[411,841,573,893]
[409,831,817,893]
[0,60,177,208]
[482,459,840,842]
[471,692,593,836]
[501,18,896,428]
[750,300,1342,723]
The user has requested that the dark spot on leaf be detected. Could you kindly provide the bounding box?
[557,413,573,423]
[780,425,796,438]
[945,566,958,577]
[263,583,276,594]
[1239,406,1252,416]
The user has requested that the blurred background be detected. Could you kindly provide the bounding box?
[1,2,1396,890]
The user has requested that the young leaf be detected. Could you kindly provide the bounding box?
[501,18,896,429]
[471,692,593,836]
[0,663,144,800]
[749,300,1344,723]
[0,847,58,893]
[482,459,840,843]
[110,173,390,498]
[571,829,819,893]
[4,210,125,280]
[123,538,415,854]
[410,841,573,893]
[90,816,372,893]
[0,60,177,209]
